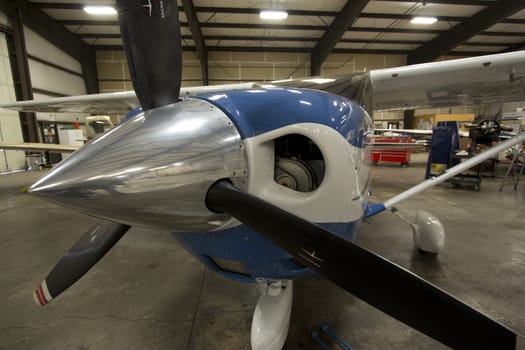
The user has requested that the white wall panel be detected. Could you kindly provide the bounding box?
[0,33,26,172]
[24,26,87,99]
[24,27,82,74]
[0,11,9,27]
[29,59,86,97]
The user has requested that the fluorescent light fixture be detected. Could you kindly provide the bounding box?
[83,6,117,15]
[260,10,288,20]
[411,16,438,25]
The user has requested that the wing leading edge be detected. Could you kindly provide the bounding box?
[0,91,138,114]
[0,83,256,114]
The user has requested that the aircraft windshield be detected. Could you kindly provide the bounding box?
[270,73,373,114]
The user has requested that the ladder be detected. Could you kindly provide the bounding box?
[499,147,525,191]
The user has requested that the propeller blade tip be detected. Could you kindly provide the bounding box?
[33,281,53,306]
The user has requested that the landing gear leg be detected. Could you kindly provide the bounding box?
[251,280,293,350]
[392,208,446,255]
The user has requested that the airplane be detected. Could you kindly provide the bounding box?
[2,1,525,349]
[374,119,516,139]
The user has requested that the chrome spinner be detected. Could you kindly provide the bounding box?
[30,98,248,232]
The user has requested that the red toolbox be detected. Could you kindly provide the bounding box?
[372,136,412,167]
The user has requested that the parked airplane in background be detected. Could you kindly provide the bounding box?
[1,1,525,349]
[375,119,516,138]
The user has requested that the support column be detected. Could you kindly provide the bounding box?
[404,109,415,129]
[10,5,38,142]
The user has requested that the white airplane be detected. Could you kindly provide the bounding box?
[1,1,525,349]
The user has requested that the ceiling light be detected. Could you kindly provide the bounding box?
[83,6,117,15]
[411,16,438,25]
[260,10,288,20]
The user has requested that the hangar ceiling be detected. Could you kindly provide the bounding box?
[26,1,525,61]
[3,0,525,88]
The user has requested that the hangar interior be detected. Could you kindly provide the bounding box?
[0,1,525,349]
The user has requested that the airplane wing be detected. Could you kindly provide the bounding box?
[370,51,525,111]
[0,83,256,114]
[0,91,138,114]
[0,143,79,153]
[269,51,525,112]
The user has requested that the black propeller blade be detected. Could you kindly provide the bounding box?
[116,0,182,110]
[206,181,524,349]
[34,221,130,305]
[34,0,182,306]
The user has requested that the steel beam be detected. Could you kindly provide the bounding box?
[407,0,525,64]
[59,19,525,37]
[198,23,524,38]
[71,28,525,44]
[9,5,38,142]
[182,0,208,85]
[67,20,525,39]
[310,0,369,76]
[93,45,493,57]
[203,34,512,48]
[378,0,496,5]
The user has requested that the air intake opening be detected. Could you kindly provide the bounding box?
[274,134,325,192]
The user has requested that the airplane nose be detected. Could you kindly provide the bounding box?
[30,99,248,232]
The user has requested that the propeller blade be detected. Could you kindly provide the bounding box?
[116,0,182,110]
[206,181,525,349]
[34,221,130,306]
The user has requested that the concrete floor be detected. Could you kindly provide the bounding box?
[1,153,524,349]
